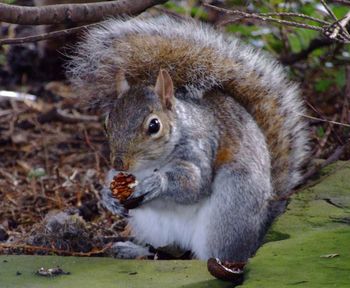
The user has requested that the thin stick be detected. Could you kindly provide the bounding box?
[204,3,324,32]
[314,114,336,158]
[278,142,349,200]
[0,24,96,46]
[205,3,350,43]
[321,0,339,21]
[300,114,350,128]
[321,0,350,41]
[302,143,348,182]
[332,0,350,5]
[260,12,330,25]
[329,11,350,40]
[305,100,344,145]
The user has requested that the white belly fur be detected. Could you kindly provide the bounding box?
[128,198,212,259]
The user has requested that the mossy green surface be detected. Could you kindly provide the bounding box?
[1,162,349,287]
[0,256,231,288]
[241,161,350,287]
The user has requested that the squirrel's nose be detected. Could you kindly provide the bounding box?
[114,157,129,171]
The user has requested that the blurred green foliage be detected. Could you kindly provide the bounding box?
[165,0,349,106]
[163,0,350,156]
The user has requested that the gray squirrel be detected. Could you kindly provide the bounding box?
[67,15,308,278]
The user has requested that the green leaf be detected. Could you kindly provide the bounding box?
[335,68,346,88]
[332,6,349,19]
[163,1,186,15]
[288,33,302,53]
[190,7,207,20]
[316,126,325,138]
[226,25,259,37]
[296,29,319,50]
[315,79,332,92]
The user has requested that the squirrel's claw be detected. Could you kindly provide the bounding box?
[125,173,163,208]
[100,186,128,217]
[122,192,148,210]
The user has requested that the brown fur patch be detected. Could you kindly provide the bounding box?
[112,34,292,194]
[224,79,291,191]
[214,146,235,168]
[115,35,221,87]
[208,95,241,170]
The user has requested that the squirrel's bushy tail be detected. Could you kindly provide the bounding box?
[67,16,308,195]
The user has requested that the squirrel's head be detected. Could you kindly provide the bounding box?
[105,69,177,172]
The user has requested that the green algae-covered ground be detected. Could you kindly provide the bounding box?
[1,162,349,288]
[242,161,350,287]
[0,256,231,288]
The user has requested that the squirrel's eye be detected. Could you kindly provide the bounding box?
[148,118,161,134]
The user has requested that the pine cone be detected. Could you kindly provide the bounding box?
[110,172,137,203]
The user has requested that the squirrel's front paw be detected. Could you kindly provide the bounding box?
[100,186,128,217]
[123,173,163,209]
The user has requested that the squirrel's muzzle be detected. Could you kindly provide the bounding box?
[111,154,130,171]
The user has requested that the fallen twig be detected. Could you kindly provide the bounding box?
[37,107,99,124]
[277,142,349,201]
[301,143,348,183]
[314,115,337,158]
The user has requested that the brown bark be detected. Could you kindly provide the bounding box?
[0,0,168,25]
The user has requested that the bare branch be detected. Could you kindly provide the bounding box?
[321,0,338,21]
[204,3,350,43]
[301,143,348,184]
[258,12,330,25]
[204,3,324,32]
[0,0,168,25]
[321,0,350,42]
[0,24,96,45]
[332,0,350,5]
[326,11,350,40]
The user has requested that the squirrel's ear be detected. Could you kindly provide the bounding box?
[115,70,129,98]
[155,69,174,110]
